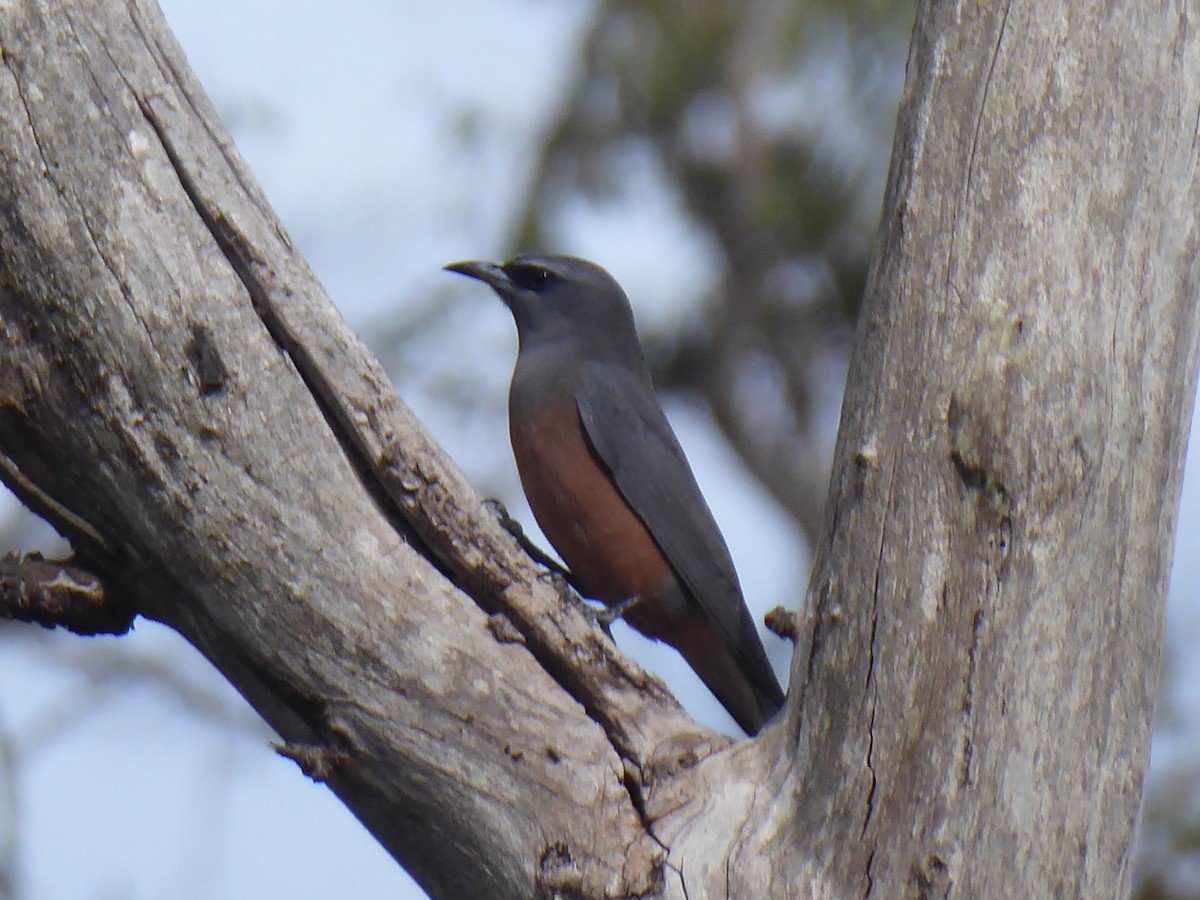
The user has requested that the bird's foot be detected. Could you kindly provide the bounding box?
[484,498,576,583]
[539,572,623,639]
[484,496,523,537]
[544,570,579,606]
[596,595,641,631]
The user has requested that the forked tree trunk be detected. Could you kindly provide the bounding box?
[0,0,1196,897]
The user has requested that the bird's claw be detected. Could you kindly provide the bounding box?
[544,570,577,605]
[540,575,630,641]
[596,595,641,633]
[484,498,635,640]
[484,498,521,536]
[485,497,576,583]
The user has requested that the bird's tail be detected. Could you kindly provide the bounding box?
[673,612,785,736]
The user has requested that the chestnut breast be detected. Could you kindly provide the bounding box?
[508,399,672,610]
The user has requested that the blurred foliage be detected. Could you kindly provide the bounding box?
[1137,763,1200,899]
[1134,644,1200,899]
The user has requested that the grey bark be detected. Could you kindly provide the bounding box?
[0,1,1197,899]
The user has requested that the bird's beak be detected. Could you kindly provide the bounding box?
[443,259,512,294]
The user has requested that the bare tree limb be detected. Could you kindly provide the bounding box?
[0,552,130,635]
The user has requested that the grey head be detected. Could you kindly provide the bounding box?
[444,254,645,366]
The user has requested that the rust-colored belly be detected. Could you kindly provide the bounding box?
[509,401,670,610]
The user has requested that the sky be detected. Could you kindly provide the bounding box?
[0,1,1196,898]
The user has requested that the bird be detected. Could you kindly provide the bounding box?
[445,253,785,735]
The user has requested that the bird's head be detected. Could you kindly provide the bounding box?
[444,254,642,362]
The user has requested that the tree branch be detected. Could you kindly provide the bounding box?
[0,552,130,635]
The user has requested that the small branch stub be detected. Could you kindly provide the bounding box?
[764,605,802,642]
[488,612,526,644]
[272,740,350,783]
[0,551,133,635]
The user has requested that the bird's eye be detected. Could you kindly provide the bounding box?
[507,264,555,292]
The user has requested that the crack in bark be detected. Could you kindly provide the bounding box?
[962,0,1011,207]
[948,448,986,492]
[862,654,878,900]
[860,450,899,897]
[677,863,692,900]
[620,758,670,859]
[943,0,1012,306]
[860,612,881,900]
[2,48,53,182]
[959,606,983,788]
[724,778,763,899]
[125,2,269,219]
[8,11,146,354]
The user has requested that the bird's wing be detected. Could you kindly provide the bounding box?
[576,361,781,697]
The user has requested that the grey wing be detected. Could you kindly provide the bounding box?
[576,361,771,672]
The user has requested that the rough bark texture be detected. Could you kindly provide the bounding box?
[0,0,1197,898]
